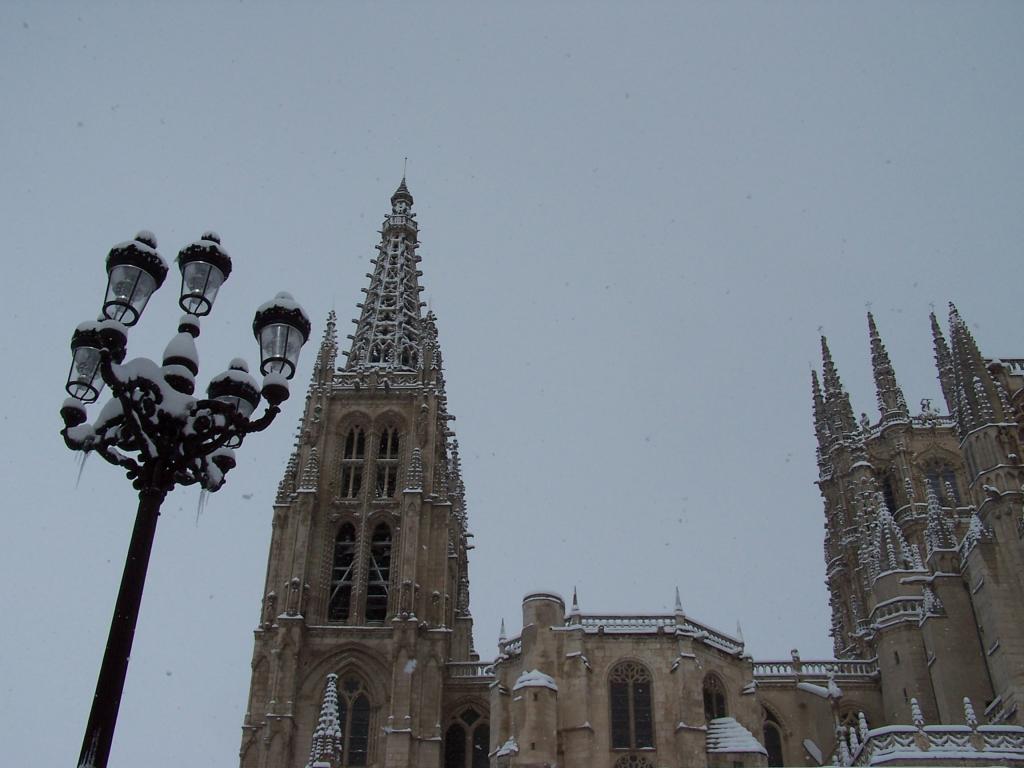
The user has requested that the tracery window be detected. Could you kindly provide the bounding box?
[340,427,366,499]
[763,708,784,767]
[365,523,392,622]
[444,708,490,768]
[703,674,727,721]
[609,661,654,750]
[328,524,357,621]
[613,756,653,768]
[337,675,372,766]
[375,428,401,497]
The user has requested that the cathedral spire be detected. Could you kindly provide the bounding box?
[948,303,1005,434]
[930,311,956,414]
[345,179,426,371]
[820,336,857,440]
[867,312,909,422]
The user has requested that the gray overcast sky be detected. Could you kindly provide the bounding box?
[2,2,1022,766]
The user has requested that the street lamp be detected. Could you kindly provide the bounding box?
[60,231,310,768]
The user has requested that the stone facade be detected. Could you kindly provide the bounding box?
[240,181,1024,768]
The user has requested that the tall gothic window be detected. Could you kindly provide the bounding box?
[609,661,654,750]
[328,524,357,621]
[926,465,961,506]
[338,675,371,766]
[444,708,490,768]
[879,474,898,512]
[341,427,366,499]
[365,523,392,622]
[376,428,401,497]
[763,708,784,767]
[703,674,727,720]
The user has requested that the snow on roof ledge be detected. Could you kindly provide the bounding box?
[523,590,564,605]
[706,717,768,755]
[513,669,558,692]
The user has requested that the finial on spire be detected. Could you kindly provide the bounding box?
[674,586,684,616]
[498,618,507,644]
[391,175,413,209]
[571,586,580,614]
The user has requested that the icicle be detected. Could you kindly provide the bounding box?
[74,451,90,489]
[196,489,210,526]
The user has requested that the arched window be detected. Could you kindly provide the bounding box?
[879,474,898,513]
[609,661,654,749]
[376,429,401,497]
[328,524,357,621]
[444,708,489,768]
[399,346,418,368]
[365,523,392,622]
[926,465,961,506]
[703,674,727,721]
[341,427,366,499]
[763,708,784,767]
[338,675,371,766]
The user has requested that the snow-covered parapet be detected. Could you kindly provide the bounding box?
[705,717,768,755]
[512,669,558,692]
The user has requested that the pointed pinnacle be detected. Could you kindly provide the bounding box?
[571,586,579,613]
[820,336,842,394]
[867,312,907,419]
[498,618,506,643]
[674,586,684,614]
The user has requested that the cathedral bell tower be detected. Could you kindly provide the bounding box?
[240,180,489,768]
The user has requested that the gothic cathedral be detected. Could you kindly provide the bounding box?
[240,181,1024,768]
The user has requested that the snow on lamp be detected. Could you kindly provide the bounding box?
[66,319,128,403]
[207,359,261,448]
[253,292,311,381]
[102,231,168,327]
[176,232,232,317]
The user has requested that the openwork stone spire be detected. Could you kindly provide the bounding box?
[305,673,342,768]
[820,336,857,440]
[867,312,908,422]
[931,311,955,414]
[948,303,1007,435]
[345,179,425,371]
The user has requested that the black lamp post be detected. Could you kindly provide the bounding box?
[60,232,311,768]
